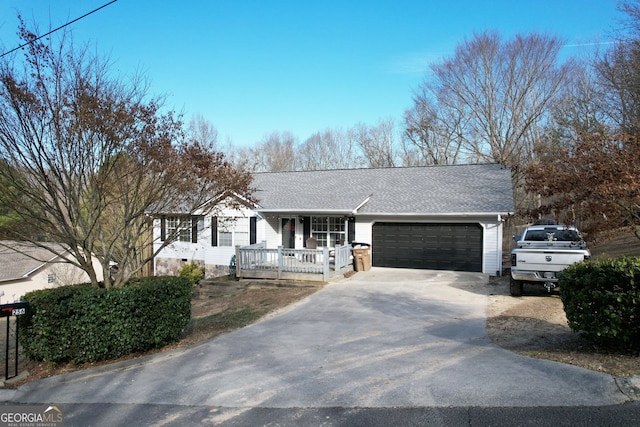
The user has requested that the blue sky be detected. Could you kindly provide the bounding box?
[0,1,624,147]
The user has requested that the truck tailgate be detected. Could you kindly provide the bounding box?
[515,250,586,272]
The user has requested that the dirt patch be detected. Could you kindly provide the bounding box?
[486,276,640,377]
[184,282,321,345]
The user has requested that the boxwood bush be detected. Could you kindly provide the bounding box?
[18,276,192,364]
[559,257,640,351]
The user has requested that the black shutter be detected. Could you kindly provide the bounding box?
[303,216,311,247]
[348,216,356,244]
[160,217,166,241]
[191,216,198,243]
[250,217,257,244]
[211,216,218,246]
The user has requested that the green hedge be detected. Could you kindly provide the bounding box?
[18,276,192,364]
[560,257,640,351]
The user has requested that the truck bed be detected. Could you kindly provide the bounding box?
[510,224,590,295]
[513,248,588,272]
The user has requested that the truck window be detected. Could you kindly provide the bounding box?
[523,229,580,241]
[523,231,546,241]
[555,230,580,241]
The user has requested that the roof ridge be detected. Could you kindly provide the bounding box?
[252,162,505,176]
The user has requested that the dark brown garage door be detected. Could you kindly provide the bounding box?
[372,223,483,272]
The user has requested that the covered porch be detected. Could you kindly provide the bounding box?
[235,241,353,282]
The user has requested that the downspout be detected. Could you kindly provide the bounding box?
[497,214,503,276]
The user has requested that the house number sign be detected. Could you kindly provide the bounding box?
[0,301,29,380]
[0,302,29,317]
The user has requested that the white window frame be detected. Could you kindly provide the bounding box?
[311,216,346,247]
[218,217,250,247]
[166,216,193,243]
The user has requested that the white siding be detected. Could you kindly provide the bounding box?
[153,202,260,277]
[482,220,503,275]
[265,216,280,248]
[354,220,373,246]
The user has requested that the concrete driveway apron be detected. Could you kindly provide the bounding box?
[12,268,629,408]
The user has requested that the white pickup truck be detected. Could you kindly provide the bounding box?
[510,224,591,296]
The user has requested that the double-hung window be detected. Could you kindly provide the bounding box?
[167,217,192,242]
[161,216,199,243]
[311,216,345,247]
[214,217,251,247]
[234,217,250,246]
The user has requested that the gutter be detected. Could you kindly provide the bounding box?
[252,209,516,218]
[0,276,28,283]
[254,209,353,215]
[355,211,515,217]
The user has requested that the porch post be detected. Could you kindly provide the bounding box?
[323,246,329,281]
[235,245,241,278]
[277,246,283,280]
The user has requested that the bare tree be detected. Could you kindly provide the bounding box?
[299,128,359,170]
[0,20,254,288]
[410,31,571,167]
[187,114,219,151]
[547,57,608,146]
[403,89,464,165]
[595,42,640,133]
[238,131,299,172]
[351,118,399,168]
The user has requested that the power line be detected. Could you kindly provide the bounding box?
[0,0,119,59]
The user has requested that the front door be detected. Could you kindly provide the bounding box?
[281,217,296,248]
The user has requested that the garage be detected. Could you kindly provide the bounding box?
[372,223,483,272]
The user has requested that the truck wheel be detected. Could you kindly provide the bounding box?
[509,276,523,297]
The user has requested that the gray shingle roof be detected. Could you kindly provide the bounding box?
[0,241,67,282]
[251,163,514,215]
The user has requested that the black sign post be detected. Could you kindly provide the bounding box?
[0,301,29,380]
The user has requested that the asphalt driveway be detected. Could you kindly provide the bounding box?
[8,268,633,411]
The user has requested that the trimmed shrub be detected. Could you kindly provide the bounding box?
[560,257,640,351]
[178,261,205,286]
[18,276,192,364]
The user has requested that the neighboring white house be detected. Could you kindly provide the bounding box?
[153,163,515,277]
[0,241,105,303]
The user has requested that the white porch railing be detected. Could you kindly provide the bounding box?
[333,244,351,271]
[236,242,351,281]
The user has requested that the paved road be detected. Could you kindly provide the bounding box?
[3,268,639,425]
[2,402,634,426]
